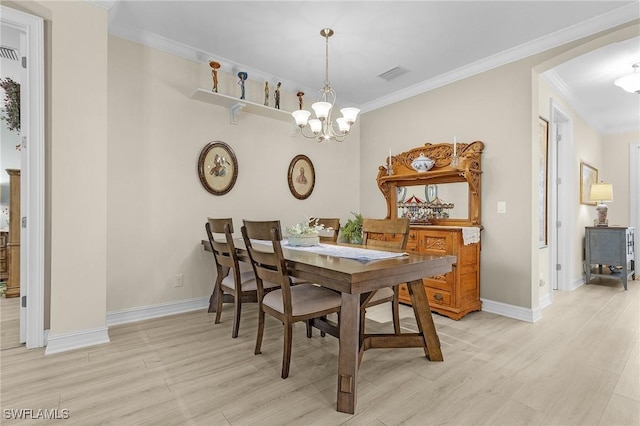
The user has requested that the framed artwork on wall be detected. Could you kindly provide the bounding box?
[287,155,315,200]
[538,117,549,247]
[580,162,598,205]
[197,141,238,195]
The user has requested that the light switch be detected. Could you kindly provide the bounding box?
[497,201,506,213]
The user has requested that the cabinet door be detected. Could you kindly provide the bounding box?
[418,230,455,291]
[418,229,454,256]
[588,228,624,265]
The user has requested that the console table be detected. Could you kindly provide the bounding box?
[585,226,635,290]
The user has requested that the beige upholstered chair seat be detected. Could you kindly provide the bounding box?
[222,270,279,292]
[263,284,341,317]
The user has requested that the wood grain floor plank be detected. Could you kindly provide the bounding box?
[1,279,637,425]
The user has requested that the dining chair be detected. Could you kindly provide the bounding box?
[313,218,341,243]
[241,219,341,379]
[205,218,279,338]
[360,217,411,335]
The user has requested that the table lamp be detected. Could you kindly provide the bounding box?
[589,182,613,226]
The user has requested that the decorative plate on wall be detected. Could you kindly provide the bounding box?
[197,141,238,195]
[287,155,315,200]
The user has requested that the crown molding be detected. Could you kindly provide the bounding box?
[106,3,638,115]
[360,3,640,113]
[108,23,318,101]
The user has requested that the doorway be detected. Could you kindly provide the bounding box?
[0,6,45,349]
[548,99,574,294]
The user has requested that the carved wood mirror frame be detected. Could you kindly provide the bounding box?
[376,141,484,227]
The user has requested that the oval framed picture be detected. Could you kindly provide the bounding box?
[287,154,315,200]
[197,141,238,195]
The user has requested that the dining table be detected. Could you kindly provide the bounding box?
[201,238,455,414]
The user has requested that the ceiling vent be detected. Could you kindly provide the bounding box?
[0,46,19,61]
[378,66,410,81]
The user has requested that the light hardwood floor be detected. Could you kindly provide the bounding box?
[1,277,638,425]
[0,295,20,350]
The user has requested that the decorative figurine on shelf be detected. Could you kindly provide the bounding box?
[296,91,305,110]
[274,82,281,109]
[209,61,221,93]
[264,81,269,106]
[237,71,248,99]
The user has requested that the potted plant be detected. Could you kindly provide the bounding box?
[285,217,325,247]
[340,212,363,244]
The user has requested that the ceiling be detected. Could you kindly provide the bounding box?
[99,1,639,133]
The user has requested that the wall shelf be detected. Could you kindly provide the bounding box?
[190,89,293,125]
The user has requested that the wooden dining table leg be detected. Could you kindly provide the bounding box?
[337,292,360,414]
[207,266,229,313]
[407,278,443,362]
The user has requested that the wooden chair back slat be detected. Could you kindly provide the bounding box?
[242,220,293,315]
[314,218,341,243]
[362,218,410,250]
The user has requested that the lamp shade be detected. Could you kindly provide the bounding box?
[292,110,311,127]
[589,183,613,202]
[311,101,332,120]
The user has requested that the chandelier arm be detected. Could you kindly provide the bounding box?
[297,126,319,140]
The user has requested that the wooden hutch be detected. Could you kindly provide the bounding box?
[376,141,484,320]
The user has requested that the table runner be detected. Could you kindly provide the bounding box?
[282,241,408,263]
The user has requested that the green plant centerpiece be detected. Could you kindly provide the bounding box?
[286,217,325,247]
[0,78,20,133]
[340,212,363,245]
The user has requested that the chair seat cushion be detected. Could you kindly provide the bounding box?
[222,270,278,292]
[263,284,341,317]
[367,286,394,304]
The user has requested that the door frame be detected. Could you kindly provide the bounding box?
[549,99,574,294]
[1,5,45,348]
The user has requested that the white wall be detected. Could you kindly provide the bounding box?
[603,130,640,227]
[361,58,537,309]
[34,1,109,338]
[106,36,361,312]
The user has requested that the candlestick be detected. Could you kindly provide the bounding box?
[451,135,459,168]
[387,148,393,175]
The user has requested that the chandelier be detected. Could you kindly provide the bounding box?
[292,28,360,142]
[614,62,640,94]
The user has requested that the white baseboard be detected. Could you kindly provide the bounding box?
[539,292,552,310]
[106,297,209,326]
[45,326,110,355]
[571,277,585,291]
[481,298,541,323]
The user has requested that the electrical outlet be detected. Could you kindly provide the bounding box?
[539,279,545,287]
[497,201,506,213]
[174,274,183,288]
